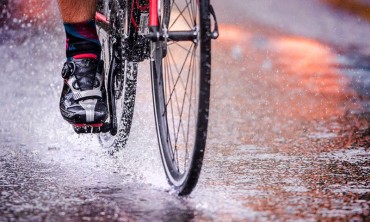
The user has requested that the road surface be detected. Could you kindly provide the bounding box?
[0,0,369,221]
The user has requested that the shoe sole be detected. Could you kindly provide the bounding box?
[72,123,104,134]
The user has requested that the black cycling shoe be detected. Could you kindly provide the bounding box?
[59,58,108,129]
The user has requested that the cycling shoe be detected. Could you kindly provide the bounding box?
[59,58,108,127]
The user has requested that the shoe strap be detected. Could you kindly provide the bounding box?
[66,76,102,101]
[73,90,102,101]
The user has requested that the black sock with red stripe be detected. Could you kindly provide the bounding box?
[63,19,101,60]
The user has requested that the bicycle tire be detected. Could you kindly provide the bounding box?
[97,0,138,153]
[151,0,211,195]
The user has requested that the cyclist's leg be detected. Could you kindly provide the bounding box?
[57,0,96,23]
[57,0,108,129]
[57,0,100,59]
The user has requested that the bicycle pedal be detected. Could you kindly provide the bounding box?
[72,123,107,134]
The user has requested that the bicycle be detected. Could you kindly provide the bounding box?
[92,0,218,195]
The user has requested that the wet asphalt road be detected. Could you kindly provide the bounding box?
[0,0,370,221]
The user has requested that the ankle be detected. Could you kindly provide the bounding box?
[64,19,101,60]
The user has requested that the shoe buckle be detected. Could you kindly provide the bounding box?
[61,61,76,79]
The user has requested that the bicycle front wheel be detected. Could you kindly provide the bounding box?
[151,0,211,195]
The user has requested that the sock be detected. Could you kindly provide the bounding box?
[63,19,101,60]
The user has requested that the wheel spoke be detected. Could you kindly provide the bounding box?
[167,42,198,117]
[192,0,198,25]
[165,44,194,108]
[165,47,188,168]
[166,47,186,165]
[185,0,195,26]
[169,0,193,30]
[173,43,196,154]
[164,54,177,162]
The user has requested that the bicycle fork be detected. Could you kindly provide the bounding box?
[146,0,219,42]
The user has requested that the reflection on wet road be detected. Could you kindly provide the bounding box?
[1,0,369,221]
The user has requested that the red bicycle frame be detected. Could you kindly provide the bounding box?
[149,0,158,27]
[95,0,159,28]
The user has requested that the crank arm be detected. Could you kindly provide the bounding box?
[107,54,118,136]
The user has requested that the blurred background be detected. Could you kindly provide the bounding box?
[0,0,369,221]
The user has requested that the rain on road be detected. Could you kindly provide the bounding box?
[0,0,369,221]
